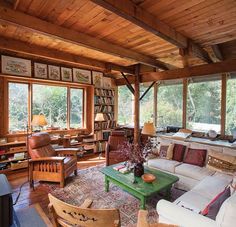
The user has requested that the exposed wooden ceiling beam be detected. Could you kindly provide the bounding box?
[0,36,134,74]
[0,1,172,70]
[116,59,236,85]
[212,45,224,61]
[92,0,213,64]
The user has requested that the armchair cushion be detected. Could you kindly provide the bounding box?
[63,157,77,170]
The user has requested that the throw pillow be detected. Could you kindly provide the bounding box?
[206,187,231,220]
[166,143,174,160]
[172,144,186,162]
[159,145,169,159]
[183,148,207,167]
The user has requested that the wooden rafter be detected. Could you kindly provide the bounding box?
[212,45,224,61]
[91,0,213,64]
[116,59,236,85]
[0,1,172,70]
[0,36,134,74]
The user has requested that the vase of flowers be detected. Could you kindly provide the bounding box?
[119,141,153,177]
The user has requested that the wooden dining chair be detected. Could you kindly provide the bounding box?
[48,193,121,227]
[137,210,178,227]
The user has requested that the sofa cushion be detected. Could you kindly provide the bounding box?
[216,192,236,227]
[173,144,186,162]
[192,175,232,200]
[175,163,214,181]
[159,145,169,158]
[184,148,207,167]
[174,191,211,211]
[147,158,181,173]
[206,187,231,220]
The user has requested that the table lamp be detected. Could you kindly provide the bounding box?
[95,113,105,122]
[141,122,156,136]
[31,114,48,131]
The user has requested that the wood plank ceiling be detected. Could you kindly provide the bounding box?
[0,0,235,78]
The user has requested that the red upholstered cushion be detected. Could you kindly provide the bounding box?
[184,148,207,167]
[201,187,230,219]
[172,144,186,162]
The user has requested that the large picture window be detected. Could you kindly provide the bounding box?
[32,84,67,129]
[187,78,221,133]
[140,83,154,125]
[8,81,84,132]
[8,83,29,132]
[157,82,183,127]
[226,75,236,135]
[118,86,133,125]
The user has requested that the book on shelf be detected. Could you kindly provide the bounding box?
[95,88,115,97]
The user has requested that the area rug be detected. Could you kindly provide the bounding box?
[44,165,185,227]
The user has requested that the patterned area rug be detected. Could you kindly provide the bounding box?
[45,165,184,227]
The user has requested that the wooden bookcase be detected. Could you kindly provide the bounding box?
[0,141,28,174]
[94,87,116,151]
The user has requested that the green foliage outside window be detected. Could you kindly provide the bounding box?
[32,84,67,128]
[187,80,221,132]
[9,83,28,132]
[157,83,183,127]
[226,78,236,134]
[70,88,83,128]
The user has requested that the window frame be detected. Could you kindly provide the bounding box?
[6,78,85,134]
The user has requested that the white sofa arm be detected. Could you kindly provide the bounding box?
[156,200,216,227]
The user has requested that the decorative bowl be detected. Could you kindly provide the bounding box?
[142,173,156,183]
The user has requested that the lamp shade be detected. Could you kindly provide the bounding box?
[142,122,156,136]
[31,115,48,127]
[95,113,105,121]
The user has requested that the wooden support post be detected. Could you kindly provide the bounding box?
[154,83,158,127]
[221,74,227,137]
[134,64,140,145]
[183,78,188,129]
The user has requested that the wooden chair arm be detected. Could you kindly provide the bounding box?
[29,157,65,162]
[79,199,93,208]
[137,210,149,227]
[55,148,79,156]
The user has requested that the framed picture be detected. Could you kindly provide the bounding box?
[92,71,103,87]
[73,68,91,84]
[103,77,112,88]
[34,63,47,79]
[61,67,72,82]
[48,65,60,80]
[1,55,31,77]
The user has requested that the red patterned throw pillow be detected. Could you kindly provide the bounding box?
[172,144,186,162]
[159,145,169,159]
[184,148,207,167]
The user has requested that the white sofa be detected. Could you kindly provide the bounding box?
[147,137,236,227]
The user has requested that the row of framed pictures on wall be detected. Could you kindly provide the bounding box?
[0,55,112,87]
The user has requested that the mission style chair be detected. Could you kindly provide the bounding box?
[28,132,81,188]
[48,193,121,227]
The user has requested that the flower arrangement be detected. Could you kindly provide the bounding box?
[119,140,153,164]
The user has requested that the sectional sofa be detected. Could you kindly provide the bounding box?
[147,136,236,227]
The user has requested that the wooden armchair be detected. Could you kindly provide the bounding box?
[137,210,178,227]
[48,193,121,227]
[28,133,81,188]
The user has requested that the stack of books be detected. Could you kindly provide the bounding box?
[113,164,130,174]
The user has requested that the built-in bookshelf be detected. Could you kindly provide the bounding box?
[0,141,28,173]
[94,87,116,132]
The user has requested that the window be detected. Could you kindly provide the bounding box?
[8,83,29,132]
[187,78,221,133]
[226,76,236,135]
[118,86,133,125]
[8,82,84,132]
[157,82,183,127]
[32,84,67,128]
[140,83,154,125]
[70,88,83,128]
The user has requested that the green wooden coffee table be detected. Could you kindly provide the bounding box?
[100,164,179,209]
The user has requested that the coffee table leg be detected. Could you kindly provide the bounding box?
[105,176,110,192]
[165,186,171,200]
[140,196,146,210]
